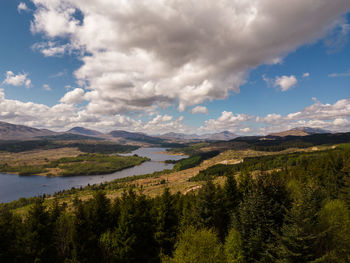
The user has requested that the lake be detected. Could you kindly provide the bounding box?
[0,147,185,203]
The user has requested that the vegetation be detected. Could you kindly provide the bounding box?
[236,132,350,152]
[2,145,350,262]
[173,150,220,171]
[0,139,138,154]
[167,142,210,155]
[0,154,149,176]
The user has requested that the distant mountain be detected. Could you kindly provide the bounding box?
[201,131,239,141]
[160,131,239,141]
[0,121,56,140]
[159,132,200,140]
[67,127,103,137]
[109,130,163,143]
[269,127,330,137]
[38,133,104,141]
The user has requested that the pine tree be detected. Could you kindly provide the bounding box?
[102,189,158,263]
[155,188,179,256]
[25,198,55,263]
[276,186,323,263]
[0,208,23,263]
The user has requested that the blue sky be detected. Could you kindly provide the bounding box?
[0,0,349,135]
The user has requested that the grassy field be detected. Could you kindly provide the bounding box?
[0,149,148,176]
[3,143,342,218]
[9,144,336,212]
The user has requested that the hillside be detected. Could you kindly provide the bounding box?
[108,130,164,144]
[0,121,56,140]
[67,127,103,137]
[269,126,330,137]
[160,131,238,141]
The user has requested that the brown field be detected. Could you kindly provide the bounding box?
[0,147,83,166]
[46,145,329,205]
[12,144,333,215]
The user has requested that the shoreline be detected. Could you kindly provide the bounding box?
[155,151,186,156]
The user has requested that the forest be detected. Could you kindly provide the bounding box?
[1,146,350,262]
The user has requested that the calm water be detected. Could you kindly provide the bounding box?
[0,147,185,203]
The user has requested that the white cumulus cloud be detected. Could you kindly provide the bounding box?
[199,111,252,133]
[2,71,31,88]
[191,106,208,115]
[274,75,298,91]
[59,88,85,104]
[29,0,350,114]
[18,2,30,13]
[43,84,51,91]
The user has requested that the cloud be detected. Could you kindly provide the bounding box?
[324,19,350,53]
[0,86,349,135]
[0,88,190,134]
[328,70,350,77]
[303,72,310,77]
[274,75,298,91]
[29,0,350,114]
[18,2,30,13]
[199,111,252,133]
[2,71,31,88]
[43,84,51,91]
[191,106,208,115]
[32,42,72,57]
[256,98,350,134]
[49,71,65,78]
[59,88,85,104]
[240,127,251,133]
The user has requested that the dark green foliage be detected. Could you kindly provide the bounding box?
[1,147,350,262]
[0,139,138,154]
[154,188,179,256]
[100,189,158,263]
[67,143,138,154]
[38,133,104,141]
[0,139,58,152]
[0,153,148,176]
[189,163,234,181]
[173,150,220,171]
[47,154,149,176]
[24,198,56,263]
[276,186,324,263]
[238,132,350,152]
[0,208,23,262]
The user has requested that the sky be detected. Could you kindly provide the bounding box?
[0,0,349,135]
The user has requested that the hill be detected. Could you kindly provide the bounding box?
[67,127,103,137]
[160,131,238,141]
[108,130,164,144]
[269,126,330,137]
[0,121,56,140]
[202,131,239,141]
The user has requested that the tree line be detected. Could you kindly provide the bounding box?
[1,149,350,262]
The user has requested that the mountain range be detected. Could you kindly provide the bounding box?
[269,127,330,137]
[0,121,333,143]
[0,121,56,140]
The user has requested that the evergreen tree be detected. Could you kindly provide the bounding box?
[155,188,179,256]
[314,199,350,262]
[225,227,244,263]
[195,180,226,237]
[0,208,23,263]
[276,186,323,263]
[101,189,158,263]
[25,198,56,263]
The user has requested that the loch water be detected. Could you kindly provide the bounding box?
[0,147,185,203]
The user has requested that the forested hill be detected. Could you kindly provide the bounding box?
[1,146,350,262]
